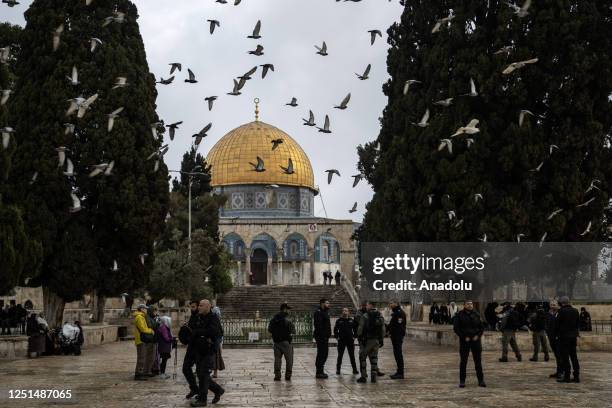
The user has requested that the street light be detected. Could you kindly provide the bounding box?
[169,166,205,259]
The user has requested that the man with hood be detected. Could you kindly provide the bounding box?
[268,303,295,381]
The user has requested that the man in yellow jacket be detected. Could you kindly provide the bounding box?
[134,304,155,380]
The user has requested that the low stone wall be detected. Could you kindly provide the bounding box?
[0,336,28,360]
[81,324,119,348]
[406,323,612,352]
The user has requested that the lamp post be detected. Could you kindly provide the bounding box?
[169,166,204,260]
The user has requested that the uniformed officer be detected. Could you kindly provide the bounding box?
[387,301,407,379]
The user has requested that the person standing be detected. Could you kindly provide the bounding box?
[211,303,224,379]
[453,300,486,388]
[355,302,385,377]
[146,305,161,376]
[133,304,155,381]
[313,299,331,378]
[334,270,342,286]
[429,303,440,325]
[157,316,173,380]
[579,307,592,332]
[498,302,522,362]
[387,301,407,379]
[334,307,358,375]
[356,301,385,383]
[448,302,458,324]
[545,301,563,379]
[529,306,550,362]
[181,300,200,399]
[268,303,295,381]
[440,303,449,324]
[1,305,10,335]
[484,302,499,331]
[555,296,580,383]
[190,299,225,407]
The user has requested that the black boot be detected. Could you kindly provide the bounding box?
[390,373,404,379]
[186,389,198,399]
[370,373,377,383]
[211,389,224,404]
[356,376,367,383]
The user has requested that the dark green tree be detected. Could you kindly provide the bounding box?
[8,0,169,325]
[358,0,612,243]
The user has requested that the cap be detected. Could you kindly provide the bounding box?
[280,303,292,311]
[558,296,570,304]
[136,304,147,310]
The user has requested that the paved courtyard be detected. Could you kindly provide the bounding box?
[1,338,611,408]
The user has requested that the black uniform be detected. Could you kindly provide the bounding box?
[453,308,485,385]
[183,310,200,395]
[313,307,331,375]
[334,316,358,373]
[190,311,225,402]
[545,310,562,377]
[387,306,407,375]
[555,304,580,382]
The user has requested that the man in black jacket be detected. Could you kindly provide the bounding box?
[453,300,486,388]
[529,306,549,362]
[190,299,224,407]
[387,301,407,379]
[334,307,358,375]
[183,300,200,399]
[555,296,580,383]
[268,303,295,381]
[545,301,563,379]
[313,298,331,378]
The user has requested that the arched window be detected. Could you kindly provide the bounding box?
[322,241,330,262]
[290,241,298,257]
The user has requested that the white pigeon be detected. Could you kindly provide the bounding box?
[112,77,128,89]
[29,172,38,185]
[466,138,475,148]
[464,78,478,97]
[56,146,67,167]
[66,93,98,118]
[0,46,10,64]
[66,65,79,86]
[539,232,547,247]
[52,24,64,52]
[69,193,82,213]
[431,14,455,33]
[107,107,124,132]
[403,80,421,95]
[549,145,559,155]
[576,197,595,208]
[579,221,592,236]
[112,260,118,271]
[103,11,126,27]
[494,45,514,55]
[1,127,15,149]
[518,109,541,127]
[90,37,103,53]
[447,210,456,220]
[585,179,601,193]
[64,123,75,135]
[473,193,483,203]
[63,158,74,176]
[516,233,525,243]
[438,139,452,154]
[0,89,11,105]
[433,97,453,107]
[547,208,563,220]
[508,0,531,18]
[502,58,539,75]
[412,109,430,127]
[529,161,544,172]
[427,194,434,205]
[451,119,480,137]
[89,162,112,178]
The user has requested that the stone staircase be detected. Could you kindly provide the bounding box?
[217,285,355,317]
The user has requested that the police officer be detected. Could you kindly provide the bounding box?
[356,301,385,383]
[453,300,486,388]
[387,301,407,379]
[334,307,358,375]
[555,296,580,383]
[355,301,385,378]
[190,299,225,407]
[313,298,331,379]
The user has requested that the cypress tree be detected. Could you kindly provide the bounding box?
[358,0,612,244]
[8,0,169,325]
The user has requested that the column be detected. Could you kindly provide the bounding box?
[308,247,315,284]
[244,248,251,286]
[236,261,241,286]
[277,248,284,285]
[267,255,273,285]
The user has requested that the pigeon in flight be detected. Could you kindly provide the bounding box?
[107,107,124,132]
[56,146,68,167]
[238,66,258,81]
[89,161,114,178]
[508,0,531,18]
[2,0,20,7]
[192,123,212,145]
[502,58,538,75]
[89,37,102,52]
[0,46,11,64]
[112,76,128,89]
[411,109,430,127]
[249,156,266,172]
[431,14,455,33]
[302,110,316,126]
[547,208,563,220]
[530,161,544,172]
[271,139,283,150]
[227,78,246,95]
[248,20,261,39]
[317,115,332,133]
[368,30,382,45]
[67,66,79,86]
[205,96,218,111]
[352,174,363,188]
[576,197,595,208]
[280,158,294,174]
[403,80,421,95]
[166,121,183,141]
[585,179,601,193]
[433,97,453,107]
[150,121,162,138]
[260,64,274,78]
[103,11,126,26]
[1,89,12,105]
[349,202,357,213]
[518,109,544,127]
[1,127,14,149]
[52,24,64,52]
[66,94,98,118]
[463,78,478,97]
[69,193,82,213]
[579,221,592,236]
[325,169,340,184]
[185,69,198,83]
[451,119,479,137]
[286,97,298,107]
[494,45,514,55]
[248,45,264,56]
[169,63,182,74]
[64,123,75,135]
[438,139,453,154]
[207,19,220,34]
[315,41,328,56]
[356,64,371,80]
[334,93,351,110]
[157,76,174,85]
[63,158,74,177]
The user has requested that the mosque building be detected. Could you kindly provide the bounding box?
[207,100,358,286]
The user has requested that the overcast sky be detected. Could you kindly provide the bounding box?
[2,0,403,222]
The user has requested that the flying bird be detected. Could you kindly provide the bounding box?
[192,123,212,145]
[249,156,266,172]
[518,109,541,127]
[103,11,126,26]
[530,161,544,172]
[315,41,328,56]
[403,80,421,95]
[280,158,294,174]
[64,123,75,135]
[2,0,20,7]
[206,19,220,34]
[157,76,174,85]
[0,89,11,105]
[107,107,124,132]
[473,193,483,203]
[89,162,114,177]
[451,119,480,137]
[169,63,182,75]
[349,202,357,213]
[185,68,198,83]
[271,139,283,150]
[433,97,453,107]
[302,110,316,126]
[205,96,217,111]
[576,197,595,208]
[411,109,430,127]
[56,146,67,167]
[66,93,98,118]
[502,58,538,75]
[52,24,64,52]
[248,45,264,56]
[89,37,102,52]
[356,64,371,80]
[334,93,351,110]
[438,139,452,154]
[150,121,162,138]
[463,78,478,97]
[248,20,261,39]
[66,66,79,86]
[585,179,601,194]
[508,0,531,18]
[494,45,514,55]
[112,76,128,89]
[63,158,74,177]
[447,210,456,220]
[227,78,246,95]
[1,127,14,149]
[352,174,363,188]
[260,64,274,78]
[317,115,332,133]
[166,121,183,141]
[286,97,298,107]
[580,221,592,236]
[547,208,563,220]
[539,232,547,247]
[238,66,258,81]
[325,169,340,184]
[69,193,82,213]
[431,14,455,33]
[368,29,382,45]
[549,144,559,155]
[0,46,11,64]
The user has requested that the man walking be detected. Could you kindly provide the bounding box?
[453,300,486,388]
[268,303,295,381]
[190,299,225,407]
[313,299,331,378]
[387,301,407,379]
[499,302,522,362]
[545,301,563,379]
[556,296,580,383]
[529,306,550,362]
[181,300,200,399]
[334,307,358,375]
[356,301,385,383]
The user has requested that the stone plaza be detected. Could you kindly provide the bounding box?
[1,337,611,408]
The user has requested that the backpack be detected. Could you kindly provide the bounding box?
[508,310,522,331]
[178,325,192,345]
[365,310,384,338]
[268,315,290,341]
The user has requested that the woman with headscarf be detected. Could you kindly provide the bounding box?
[157,316,173,379]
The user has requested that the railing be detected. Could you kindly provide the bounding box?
[222,313,313,345]
[591,320,612,334]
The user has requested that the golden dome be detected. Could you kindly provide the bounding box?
[206,121,316,190]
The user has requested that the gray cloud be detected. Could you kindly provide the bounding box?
[2,0,402,221]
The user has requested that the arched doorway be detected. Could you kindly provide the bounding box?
[250,248,268,285]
